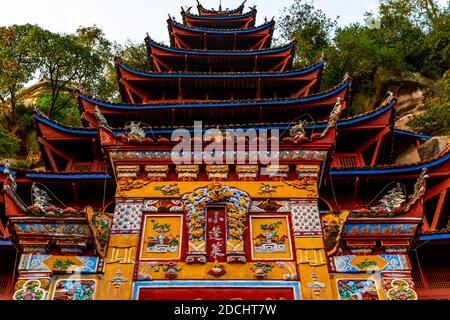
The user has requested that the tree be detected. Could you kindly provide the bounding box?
[115,39,148,71]
[74,26,118,101]
[0,24,39,130]
[278,0,337,67]
[279,0,449,115]
[32,28,103,119]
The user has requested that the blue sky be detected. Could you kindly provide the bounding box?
[1,0,447,44]
[1,0,384,44]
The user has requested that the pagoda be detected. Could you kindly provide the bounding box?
[1,1,449,301]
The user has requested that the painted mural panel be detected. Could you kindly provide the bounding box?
[250,216,293,260]
[332,255,410,272]
[19,254,99,273]
[14,223,90,237]
[139,214,183,261]
[336,279,381,300]
[50,277,100,300]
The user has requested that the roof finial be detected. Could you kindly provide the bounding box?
[219,0,222,12]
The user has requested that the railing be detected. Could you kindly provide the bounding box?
[332,153,365,168]
[0,275,12,300]
[412,268,450,299]
[72,162,93,173]
[427,270,450,289]
[70,162,109,173]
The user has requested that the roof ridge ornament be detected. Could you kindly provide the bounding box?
[343,72,352,82]
[27,183,81,217]
[320,97,343,138]
[4,160,17,191]
[381,91,395,107]
[94,106,112,131]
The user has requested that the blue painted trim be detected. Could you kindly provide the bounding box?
[148,40,293,56]
[184,10,255,20]
[0,241,13,246]
[25,173,112,179]
[394,129,432,140]
[419,234,450,241]
[35,114,97,136]
[170,20,274,34]
[330,149,450,175]
[81,80,350,111]
[336,103,394,127]
[132,281,301,300]
[119,60,324,79]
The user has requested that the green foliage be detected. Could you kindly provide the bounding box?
[278,0,337,66]
[32,28,103,118]
[279,0,450,118]
[411,72,450,135]
[35,92,81,126]
[0,24,40,129]
[115,40,148,71]
[0,124,20,157]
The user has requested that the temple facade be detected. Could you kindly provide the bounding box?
[0,1,449,301]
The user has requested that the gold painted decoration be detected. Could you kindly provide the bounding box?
[321,211,350,256]
[116,165,140,179]
[117,179,150,193]
[236,165,259,181]
[86,206,112,258]
[206,165,229,181]
[266,165,290,181]
[116,181,318,199]
[176,165,200,181]
[145,165,169,181]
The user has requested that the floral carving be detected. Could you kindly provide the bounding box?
[258,183,283,196]
[154,184,180,196]
[251,263,274,279]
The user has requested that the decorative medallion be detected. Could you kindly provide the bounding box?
[13,280,47,300]
[386,279,418,300]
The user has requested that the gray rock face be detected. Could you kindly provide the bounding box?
[418,138,441,161]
